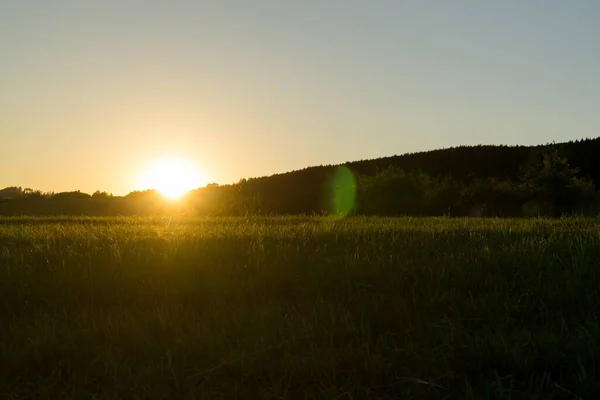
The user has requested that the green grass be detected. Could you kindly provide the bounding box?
[1,216,600,399]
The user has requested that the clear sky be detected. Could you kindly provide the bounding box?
[1,1,599,195]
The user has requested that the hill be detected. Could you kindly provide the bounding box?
[241,137,600,191]
[186,137,599,216]
[2,137,599,217]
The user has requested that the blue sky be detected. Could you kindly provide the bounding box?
[1,1,599,194]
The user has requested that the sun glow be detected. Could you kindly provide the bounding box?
[137,158,207,199]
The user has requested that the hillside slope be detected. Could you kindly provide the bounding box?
[254,137,599,185]
[199,137,598,214]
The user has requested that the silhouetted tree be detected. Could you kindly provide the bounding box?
[51,190,91,200]
[520,148,595,216]
[92,191,113,199]
[23,188,45,200]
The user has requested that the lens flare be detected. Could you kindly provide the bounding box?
[328,166,357,216]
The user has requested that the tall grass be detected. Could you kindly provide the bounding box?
[1,216,599,399]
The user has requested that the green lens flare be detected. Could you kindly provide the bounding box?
[329,166,356,216]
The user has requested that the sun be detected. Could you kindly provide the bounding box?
[137,158,207,199]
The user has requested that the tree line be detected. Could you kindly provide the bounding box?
[187,146,598,217]
[2,138,599,217]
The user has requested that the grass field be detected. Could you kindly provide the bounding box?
[1,216,599,399]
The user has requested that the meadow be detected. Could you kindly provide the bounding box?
[1,216,599,399]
